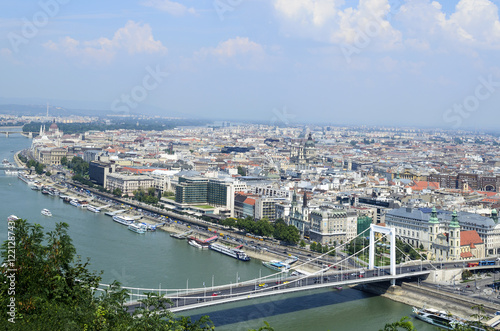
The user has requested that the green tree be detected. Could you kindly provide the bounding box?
[310,242,317,251]
[379,316,416,331]
[462,269,472,280]
[299,240,306,248]
[255,218,274,237]
[60,156,68,166]
[112,188,122,197]
[237,166,246,176]
[0,220,215,330]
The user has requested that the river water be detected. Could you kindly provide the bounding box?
[0,130,435,330]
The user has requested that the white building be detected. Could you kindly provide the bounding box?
[105,173,154,196]
[309,207,357,245]
[386,207,500,257]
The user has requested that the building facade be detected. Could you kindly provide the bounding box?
[105,173,154,196]
[386,207,500,257]
[309,207,357,245]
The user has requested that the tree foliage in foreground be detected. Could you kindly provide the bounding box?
[0,220,216,330]
[379,316,416,331]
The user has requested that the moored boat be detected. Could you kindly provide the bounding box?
[41,209,52,217]
[209,243,250,261]
[86,205,101,213]
[112,215,135,226]
[412,307,478,330]
[69,199,81,207]
[188,239,204,249]
[187,237,210,249]
[128,223,146,234]
[262,260,290,272]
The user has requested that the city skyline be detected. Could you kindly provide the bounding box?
[1,0,500,129]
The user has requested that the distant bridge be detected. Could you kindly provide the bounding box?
[0,131,37,138]
[0,166,27,171]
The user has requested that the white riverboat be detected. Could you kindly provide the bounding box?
[41,209,52,217]
[69,199,81,207]
[188,239,204,249]
[412,307,484,330]
[112,215,135,226]
[262,260,290,272]
[128,223,146,234]
[86,205,101,213]
[209,243,250,261]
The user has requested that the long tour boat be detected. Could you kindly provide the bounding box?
[112,215,135,226]
[209,243,250,261]
[412,307,484,330]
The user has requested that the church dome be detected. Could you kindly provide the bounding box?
[49,120,58,131]
[304,133,315,147]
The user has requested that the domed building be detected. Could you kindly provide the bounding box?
[290,133,317,168]
[48,119,62,137]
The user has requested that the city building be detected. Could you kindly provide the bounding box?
[89,161,116,187]
[309,206,357,245]
[105,173,154,196]
[386,207,499,257]
[290,133,317,167]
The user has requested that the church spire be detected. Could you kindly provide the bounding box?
[429,207,439,224]
[450,210,460,228]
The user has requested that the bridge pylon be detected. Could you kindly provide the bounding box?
[369,224,396,285]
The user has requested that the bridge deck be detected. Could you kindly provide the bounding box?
[123,270,430,313]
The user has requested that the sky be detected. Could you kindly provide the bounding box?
[1,0,500,130]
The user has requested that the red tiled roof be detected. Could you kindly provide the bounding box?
[461,251,473,258]
[460,230,483,246]
[410,181,440,191]
[243,198,256,206]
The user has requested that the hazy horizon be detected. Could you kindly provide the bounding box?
[1,1,500,130]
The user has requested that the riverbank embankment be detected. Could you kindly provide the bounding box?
[359,281,500,319]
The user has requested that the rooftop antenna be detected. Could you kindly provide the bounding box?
[46,102,49,118]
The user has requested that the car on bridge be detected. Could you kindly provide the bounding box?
[211,291,221,296]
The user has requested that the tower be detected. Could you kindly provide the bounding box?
[291,190,297,214]
[428,207,440,249]
[492,209,498,224]
[449,210,460,261]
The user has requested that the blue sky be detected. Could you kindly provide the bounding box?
[1,0,500,130]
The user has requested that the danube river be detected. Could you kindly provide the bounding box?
[0,130,435,330]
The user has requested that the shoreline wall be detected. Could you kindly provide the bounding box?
[359,281,500,319]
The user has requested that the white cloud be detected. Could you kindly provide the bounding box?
[141,0,196,16]
[44,20,167,63]
[275,0,500,52]
[399,0,500,49]
[274,0,402,50]
[193,37,267,69]
[198,37,264,58]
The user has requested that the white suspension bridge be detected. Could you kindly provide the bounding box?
[92,225,494,313]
